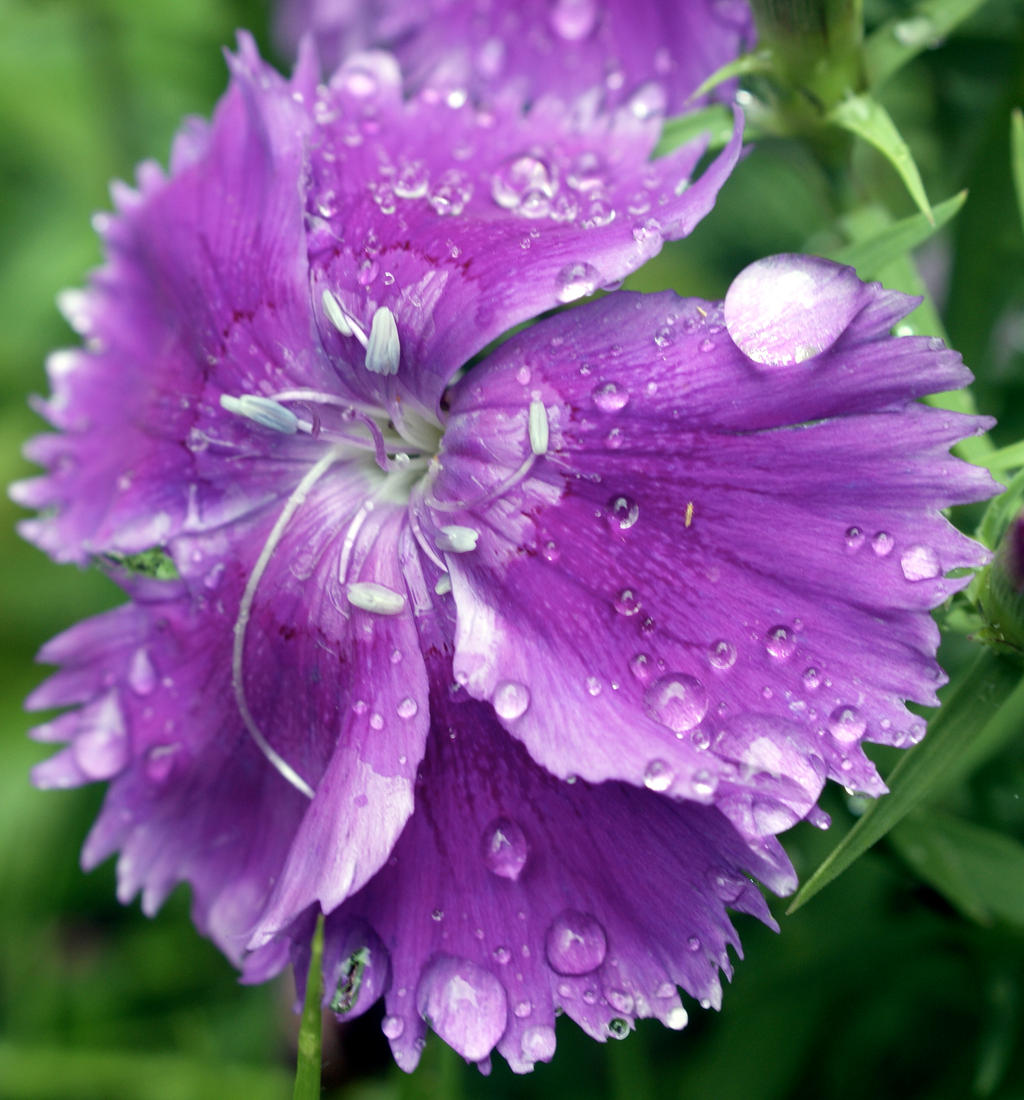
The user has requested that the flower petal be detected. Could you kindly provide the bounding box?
[425,276,995,839]
[28,475,436,955]
[277,0,754,113]
[276,670,793,1072]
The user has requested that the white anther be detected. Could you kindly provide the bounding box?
[528,399,549,456]
[220,393,299,434]
[434,574,453,595]
[437,525,479,553]
[365,306,401,375]
[346,581,407,615]
[322,288,353,335]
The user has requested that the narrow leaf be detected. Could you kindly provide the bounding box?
[788,650,1024,914]
[293,915,325,1100]
[686,50,773,104]
[829,94,933,221]
[891,812,1024,927]
[1011,108,1024,236]
[829,191,967,279]
[864,0,993,88]
[654,104,738,158]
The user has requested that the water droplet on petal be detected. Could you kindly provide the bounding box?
[708,868,746,902]
[765,625,795,661]
[523,1024,557,1061]
[628,81,667,120]
[844,526,865,551]
[708,640,736,671]
[724,254,866,367]
[629,653,652,682]
[828,705,866,743]
[691,769,717,797]
[397,696,418,719]
[644,674,709,734]
[144,742,180,782]
[416,956,508,1062]
[128,648,157,695]
[382,1014,405,1039]
[545,910,608,975]
[606,495,639,531]
[872,531,894,556]
[556,262,601,303]
[493,681,530,720]
[549,0,598,41]
[592,381,629,413]
[613,588,641,616]
[665,1005,689,1030]
[482,817,529,881]
[491,154,556,213]
[607,1017,630,1038]
[802,667,821,691]
[643,759,673,791]
[900,544,940,581]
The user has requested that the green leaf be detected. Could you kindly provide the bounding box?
[293,915,324,1100]
[788,649,1024,914]
[1011,108,1024,236]
[102,548,180,580]
[685,50,774,104]
[864,0,994,89]
[890,811,1024,927]
[828,94,933,221]
[654,104,738,159]
[829,191,967,280]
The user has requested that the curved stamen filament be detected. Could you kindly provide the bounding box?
[232,446,346,800]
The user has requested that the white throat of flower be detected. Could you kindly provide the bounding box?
[219,307,551,798]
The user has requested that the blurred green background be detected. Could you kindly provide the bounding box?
[1,1,1023,1097]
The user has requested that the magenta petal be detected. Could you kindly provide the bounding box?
[287,678,791,1073]
[425,278,995,842]
[277,0,754,113]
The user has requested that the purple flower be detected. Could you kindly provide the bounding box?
[14,38,995,1074]
[276,0,754,112]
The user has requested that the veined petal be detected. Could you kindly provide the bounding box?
[276,0,754,113]
[269,669,792,1073]
[427,267,996,844]
[28,467,436,955]
[13,35,740,568]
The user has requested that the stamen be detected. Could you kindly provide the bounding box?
[220,393,299,434]
[346,581,407,615]
[437,525,480,553]
[528,399,549,456]
[365,307,401,375]
[232,447,345,800]
[322,289,368,346]
[424,454,536,513]
[434,574,453,595]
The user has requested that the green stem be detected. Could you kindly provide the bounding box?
[293,915,325,1100]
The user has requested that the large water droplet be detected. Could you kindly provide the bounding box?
[482,817,529,881]
[828,705,866,743]
[591,380,630,413]
[556,262,602,303]
[724,255,866,367]
[606,495,639,531]
[416,956,508,1062]
[643,674,709,734]
[549,0,598,41]
[493,681,531,720]
[545,910,608,975]
[900,544,940,581]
